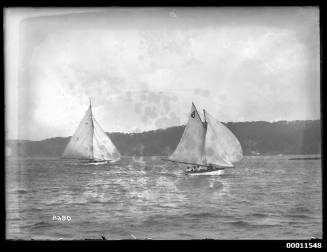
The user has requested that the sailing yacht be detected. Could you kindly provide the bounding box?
[61,101,121,165]
[167,103,243,175]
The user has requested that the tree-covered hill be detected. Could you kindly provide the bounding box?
[6,120,321,158]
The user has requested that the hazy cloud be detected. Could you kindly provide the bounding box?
[5,7,320,140]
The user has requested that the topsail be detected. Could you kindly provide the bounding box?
[62,103,121,162]
[169,103,243,168]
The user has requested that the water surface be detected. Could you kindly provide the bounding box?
[6,155,322,240]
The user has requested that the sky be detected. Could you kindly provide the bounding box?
[5,7,320,140]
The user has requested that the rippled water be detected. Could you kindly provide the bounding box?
[6,156,322,240]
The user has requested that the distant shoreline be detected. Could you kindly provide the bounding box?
[5,120,321,158]
[6,119,321,142]
[288,157,321,160]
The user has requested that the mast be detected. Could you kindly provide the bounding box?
[201,109,207,164]
[203,109,207,127]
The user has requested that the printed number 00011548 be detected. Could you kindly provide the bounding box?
[286,243,321,248]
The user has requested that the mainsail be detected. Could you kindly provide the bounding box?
[62,103,121,162]
[169,103,207,165]
[169,103,243,168]
[62,105,94,160]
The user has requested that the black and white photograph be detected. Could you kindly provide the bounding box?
[4,7,322,241]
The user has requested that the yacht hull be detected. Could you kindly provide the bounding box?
[186,169,225,176]
[79,160,111,165]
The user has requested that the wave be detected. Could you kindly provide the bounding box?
[227,220,282,228]
[44,202,62,206]
[88,199,116,205]
[251,213,269,218]
[288,206,313,214]
[158,172,178,178]
[184,212,221,219]
[283,214,312,219]
[6,158,322,239]
[27,221,53,230]
[141,212,229,227]
[9,189,29,195]
[22,207,43,213]
[227,220,252,228]
[7,216,23,221]
[178,233,195,238]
